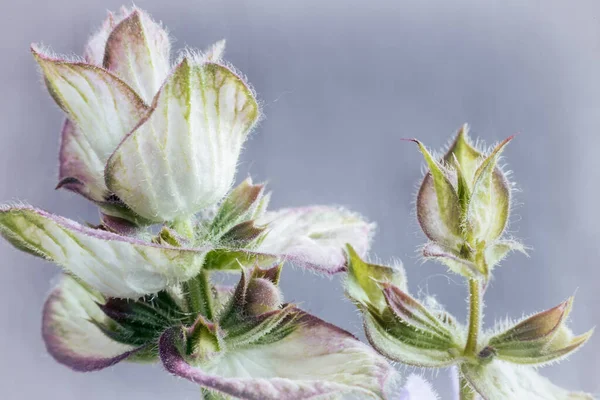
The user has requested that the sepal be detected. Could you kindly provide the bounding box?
[413,139,463,249]
[484,297,593,366]
[210,178,265,236]
[364,290,464,368]
[465,136,513,244]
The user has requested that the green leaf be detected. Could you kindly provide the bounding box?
[422,242,480,278]
[461,360,594,400]
[484,239,527,272]
[345,244,407,312]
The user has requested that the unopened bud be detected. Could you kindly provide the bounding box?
[245,278,282,315]
[412,125,523,279]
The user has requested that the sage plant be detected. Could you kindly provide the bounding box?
[0,7,439,399]
[345,126,594,399]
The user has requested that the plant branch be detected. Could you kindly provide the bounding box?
[464,278,481,356]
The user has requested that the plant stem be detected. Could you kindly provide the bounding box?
[459,374,476,400]
[183,270,214,324]
[171,217,195,240]
[464,278,481,356]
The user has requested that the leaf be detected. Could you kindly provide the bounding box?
[0,206,210,298]
[106,59,260,222]
[42,275,144,371]
[345,244,406,312]
[484,239,526,272]
[461,360,594,400]
[160,311,401,399]
[422,242,480,278]
[253,206,375,274]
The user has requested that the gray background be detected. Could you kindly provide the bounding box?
[1,0,599,398]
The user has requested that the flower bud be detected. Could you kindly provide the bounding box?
[245,278,282,315]
[484,297,593,366]
[413,125,524,279]
[186,315,223,364]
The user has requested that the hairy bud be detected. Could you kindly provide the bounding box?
[414,125,525,279]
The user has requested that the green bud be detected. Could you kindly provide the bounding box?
[186,315,224,364]
[211,178,265,237]
[413,125,523,279]
[484,297,593,366]
[245,278,282,315]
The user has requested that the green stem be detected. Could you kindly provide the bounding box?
[171,217,195,240]
[464,278,481,356]
[183,270,214,324]
[459,374,476,400]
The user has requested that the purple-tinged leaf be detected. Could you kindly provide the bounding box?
[461,360,594,400]
[160,312,401,399]
[42,275,144,371]
[0,206,210,298]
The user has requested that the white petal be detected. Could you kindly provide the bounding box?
[43,275,139,371]
[103,8,171,103]
[0,206,209,298]
[461,360,594,400]
[255,206,375,273]
[106,58,260,222]
[32,46,149,202]
[160,311,400,399]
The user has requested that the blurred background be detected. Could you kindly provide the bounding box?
[1,0,599,398]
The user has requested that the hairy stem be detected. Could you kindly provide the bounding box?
[459,374,476,400]
[183,270,214,324]
[171,217,195,240]
[464,278,481,356]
